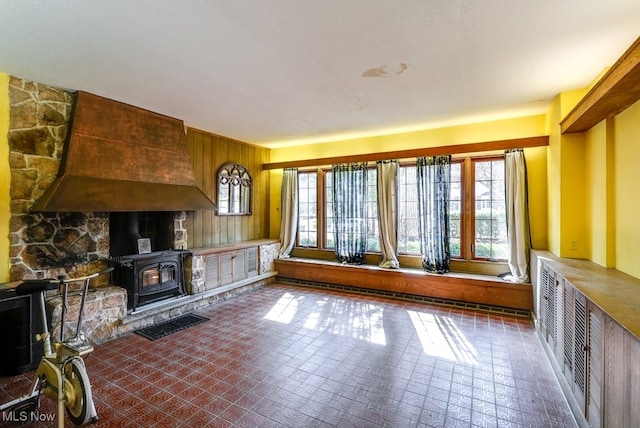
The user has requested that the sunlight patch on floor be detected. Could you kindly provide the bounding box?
[408,310,478,364]
[263,291,300,324]
[304,297,387,345]
[264,292,386,345]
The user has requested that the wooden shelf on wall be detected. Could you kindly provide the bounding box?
[561,36,640,134]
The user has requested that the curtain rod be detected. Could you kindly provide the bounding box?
[261,135,549,170]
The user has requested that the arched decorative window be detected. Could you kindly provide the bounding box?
[217,163,252,215]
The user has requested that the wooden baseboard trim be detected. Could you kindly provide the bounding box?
[277,278,531,317]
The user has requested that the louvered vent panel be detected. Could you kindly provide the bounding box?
[247,247,258,276]
[547,275,558,349]
[588,308,603,428]
[574,295,587,395]
[205,255,219,288]
[553,276,564,359]
[220,253,233,285]
[563,286,574,376]
[539,265,550,324]
[233,250,246,282]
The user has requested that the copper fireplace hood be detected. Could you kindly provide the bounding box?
[31,91,216,212]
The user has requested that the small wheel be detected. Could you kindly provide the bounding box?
[64,359,93,425]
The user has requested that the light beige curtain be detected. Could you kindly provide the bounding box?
[505,149,531,283]
[376,160,399,268]
[278,168,298,258]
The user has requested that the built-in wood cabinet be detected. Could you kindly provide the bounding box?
[192,239,278,294]
[540,262,606,427]
[205,246,258,288]
[533,251,640,428]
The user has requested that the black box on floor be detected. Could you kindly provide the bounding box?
[0,289,45,376]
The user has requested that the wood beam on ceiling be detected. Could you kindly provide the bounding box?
[261,135,549,170]
[561,36,640,134]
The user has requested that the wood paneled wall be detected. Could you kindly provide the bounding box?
[186,128,270,248]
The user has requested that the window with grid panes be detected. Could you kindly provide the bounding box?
[297,171,317,247]
[365,168,380,252]
[398,163,461,256]
[324,168,379,252]
[449,162,462,257]
[296,157,506,262]
[397,165,420,254]
[472,157,507,259]
[324,170,334,249]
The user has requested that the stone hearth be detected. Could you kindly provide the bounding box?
[47,273,276,344]
[46,241,279,344]
[48,286,126,344]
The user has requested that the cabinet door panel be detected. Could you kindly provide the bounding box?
[552,274,564,361]
[563,284,575,384]
[625,331,640,428]
[220,252,234,285]
[573,292,587,414]
[587,304,603,428]
[546,269,559,350]
[247,247,258,277]
[232,250,247,282]
[605,317,625,428]
[538,262,550,333]
[205,254,219,289]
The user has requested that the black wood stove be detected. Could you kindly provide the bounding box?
[109,250,190,311]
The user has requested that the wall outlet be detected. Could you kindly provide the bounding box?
[571,240,578,251]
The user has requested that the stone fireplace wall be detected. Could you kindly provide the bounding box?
[5,75,274,344]
[7,76,188,282]
[7,77,111,281]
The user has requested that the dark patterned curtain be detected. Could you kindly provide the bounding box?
[417,155,451,273]
[333,162,368,264]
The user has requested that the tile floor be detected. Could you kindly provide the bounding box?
[0,284,577,427]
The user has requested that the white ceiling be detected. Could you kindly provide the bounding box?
[1,1,639,148]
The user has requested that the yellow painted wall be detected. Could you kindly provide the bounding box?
[269,114,549,249]
[270,115,546,163]
[546,95,562,255]
[525,146,548,250]
[547,85,640,280]
[614,99,640,278]
[0,73,10,282]
[559,132,588,258]
[546,89,589,259]
[586,119,615,267]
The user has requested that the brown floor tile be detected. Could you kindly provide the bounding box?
[0,283,577,427]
